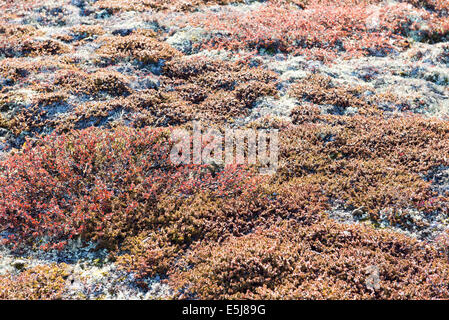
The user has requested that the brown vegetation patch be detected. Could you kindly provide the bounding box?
[93,0,246,13]
[0,264,69,300]
[289,74,412,116]
[95,34,180,65]
[171,219,449,299]
[280,114,449,222]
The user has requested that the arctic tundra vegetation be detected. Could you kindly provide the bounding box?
[0,0,449,299]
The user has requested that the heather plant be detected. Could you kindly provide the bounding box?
[181,1,448,61]
[400,0,449,12]
[289,74,423,115]
[55,90,188,131]
[92,0,246,13]
[281,113,449,223]
[2,55,279,142]
[0,58,37,83]
[54,69,131,96]
[95,34,181,65]
[0,264,70,300]
[1,69,132,138]
[115,176,329,280]
[69,25,106,41]
[159,56,279,122]
[0,56,73,85]
[289,74,382,116]
[171,219,449,299]
[0,126,258,252]
[1,37,70,58]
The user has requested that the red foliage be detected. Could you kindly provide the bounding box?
[0,126,255,250]
[184,1,448,61]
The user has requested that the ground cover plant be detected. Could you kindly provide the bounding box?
[0,0,448,300]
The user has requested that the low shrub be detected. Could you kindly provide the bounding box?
[184,1,448,61]
[171,219,449,299]
[0,126,258,252]
[280,114,449,221]
[95,34,181,65]
[92,0,246,13]
[0,264,69,300]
